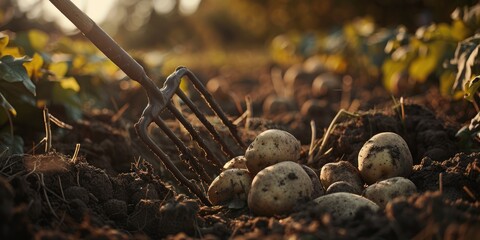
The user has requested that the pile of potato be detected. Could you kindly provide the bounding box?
[207,130,417,220]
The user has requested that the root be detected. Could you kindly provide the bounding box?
[40,173,59,219]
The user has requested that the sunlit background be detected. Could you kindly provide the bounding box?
[16,0,202,32]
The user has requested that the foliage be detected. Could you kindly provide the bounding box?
[269,3,480,98]
[0,29,120,156]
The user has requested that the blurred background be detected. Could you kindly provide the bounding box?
[3,0,476,49]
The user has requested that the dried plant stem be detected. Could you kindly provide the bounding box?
[439,172,443,193]
[400,97,406,123]
[308,120,317,157]
[271,67,286,97]
[111,103,129,123]
[71,143,81,164]
[245,95,253,130]
[315,109,359,159]
[49,113,73,129]
[233,96,253,130]
[43,107,52,153]
[340,75,353,110]
[463,186,476,200]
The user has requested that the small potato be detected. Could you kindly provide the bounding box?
[326,181,361,195]
[248,161,313,216]
[320,161,364,192]
[245,129,301,175]
[313,192,379,221]
[311,72,341,98]
[207,169,252,205]
[363,177,417,208]
[223,156,247,170]
[358,132,413,184]
[301,165,325,198]
[262,95,297,115]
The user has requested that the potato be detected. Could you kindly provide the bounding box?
[223,156,247,170]
[245,129,301,175]
[301,165,325,198]
[313,192,379,221]
[207,169,252,205]
[248,161,313,216]
[326,181,361,195]
[311,72,341,98]
[320,161,364,192]
[363,177,417,208]
[358,132,413,184]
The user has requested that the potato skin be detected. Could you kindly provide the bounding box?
[326,181,361,195]
[313,192,379,221]
[320,161,364,192]
[248,161,313,216]
[207,169,252,205]
[358,132,413,184]
[301,165,325,198]
[245,129,301,175]
[223,156,247,170]
[363,177,417,208]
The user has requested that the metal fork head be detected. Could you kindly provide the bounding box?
[135,67,245,205]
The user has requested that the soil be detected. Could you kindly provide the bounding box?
[1,65,480,240]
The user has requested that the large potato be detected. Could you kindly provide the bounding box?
[320,161,364,192]
[248,161,313,216]
[363,177,417,208]
[207,169,252,205]
[313,192,379,221]
[357,132,413,184]
[245,129,301,175]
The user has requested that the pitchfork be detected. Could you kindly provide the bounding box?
[49,0,246,205]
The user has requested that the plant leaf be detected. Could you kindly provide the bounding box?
[60,77,80,92]
[0,92,16,116]
[0,34,8,52]
[0,55,36,96]
[0,129,24,157]
[464,76,480,101]
[23,52,44,79]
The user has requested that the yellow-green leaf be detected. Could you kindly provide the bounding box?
[382,58,406,92]
[2,47,22,58]
[0,34,8,53]
[465,76,480,102]
[23,52,43,79]
[409,41,446,83]
[60,77,80,92]
[28,30,49,51]
[49,62,68,78]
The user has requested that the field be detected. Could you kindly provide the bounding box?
[1,1,480,239]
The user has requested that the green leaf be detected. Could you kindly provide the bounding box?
[464,76,480,101]
[52,82,82,120]
[0,92,16,116]
[0,129,24,157]
[0,55,36,96]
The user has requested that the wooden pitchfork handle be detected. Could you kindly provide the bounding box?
[48,0,159,93]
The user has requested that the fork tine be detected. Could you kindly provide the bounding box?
[175,67,247,150]
[176,89,238,159]
[135,114,211,205]
[153,115,215,184]
[166,103,225,166]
